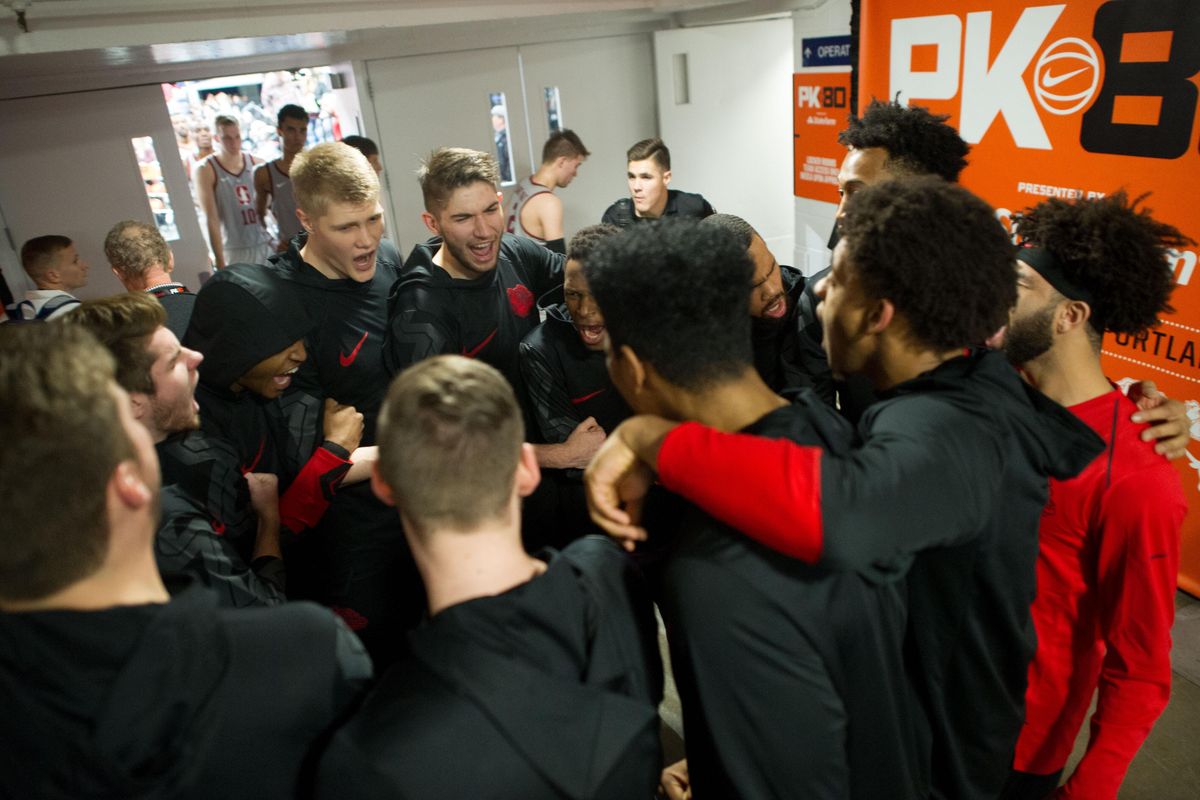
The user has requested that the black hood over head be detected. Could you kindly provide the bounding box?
[185,263,315,391]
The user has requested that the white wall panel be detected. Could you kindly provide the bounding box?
[517,35,658,236]
[364,33,657,254]
[365,47,528,255]
[0,84,210,301]
[654,18,795,265]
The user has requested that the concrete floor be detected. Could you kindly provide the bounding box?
[656,591,1200,796]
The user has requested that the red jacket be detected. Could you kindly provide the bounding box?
[1014,389,1185,798]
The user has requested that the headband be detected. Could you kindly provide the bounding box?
[1016,246,1104,333]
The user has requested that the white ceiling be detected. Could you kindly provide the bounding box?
[0,0,805,99]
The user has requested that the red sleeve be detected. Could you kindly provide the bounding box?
[1059,471,1185,799]
[657,421,824,562]
[279,446,352,535]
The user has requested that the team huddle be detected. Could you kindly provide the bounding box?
[0,100,1192,800]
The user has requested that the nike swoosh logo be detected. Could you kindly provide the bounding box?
[1043,67,1087,87]
[570,388,606,405]
[339,331,369,367]
[240,436,266,474]
[462,329,497,358]
[211,519,226,535]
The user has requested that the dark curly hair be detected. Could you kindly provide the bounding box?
[1012,192,1188,336]
[839,99,969,182]
[701,213,757,250]
[840,176,1015,350]
[566,223,620,265]
[584,220,752,391]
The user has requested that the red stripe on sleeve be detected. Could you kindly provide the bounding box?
[657,421,824,562]
[279,446,350,534]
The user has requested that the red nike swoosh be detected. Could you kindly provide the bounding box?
[240,436,266,475]
[211,519,226,536]
[331,606,369,631]
[462,329,498,358]
[339,331,369,367]
[570,388,605,405]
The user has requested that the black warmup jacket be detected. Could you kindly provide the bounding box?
[751,263,813,394]
[0,579,371,799]
[269,236,404,443]
[657,350,1106,800]
[653,397,921,800]
[157,429,254,545]
[154,482,286,608]
[316,536,663,800]
[600,189,715,227]
[146,282,196,342]
[873,354,1102,799]
[266,237,421,667]
[184,264,353,575]
[385,234,565,393]
[517,288,631,442]
[517,292,632,548]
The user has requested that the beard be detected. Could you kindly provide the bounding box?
[752,291,790,327]
[153,398,200,437]
[1002,303,1056,367]
[442,237,497,278]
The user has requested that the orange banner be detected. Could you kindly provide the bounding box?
[793,71,853,203]
[859,0,1200,595]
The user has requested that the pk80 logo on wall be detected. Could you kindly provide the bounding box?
[886,0,1198,158]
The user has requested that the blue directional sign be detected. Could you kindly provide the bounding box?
[801,35,852,68]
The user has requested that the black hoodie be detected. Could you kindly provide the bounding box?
[268,236,404,444]
[652,397,922,799]
[315,536,662,800]
[153,482,286,608]
[518,286,631,443]
[0,578,371,799]
[600,190,715,228]
[750,263,813,394]
[184,263,350,544]
[656,350,1106,800]
[265,237,421,669]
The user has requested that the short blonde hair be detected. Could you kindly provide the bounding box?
[418,147,499,212]
[376,356,523,536]
[291,142,380,217]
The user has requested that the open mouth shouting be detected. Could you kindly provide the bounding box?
[274,365,300,391]
[352,249,376,274]
[760,293,788,320]
[467,239,497,265]
[576,323,606,348]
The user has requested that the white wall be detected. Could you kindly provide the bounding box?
[654,18,795,265]
[365,46,531,253]
[364,34,658,253]
[517,35,658,233]
[0,201,29,303]
[0,84,210,301]
[792,0,851,276]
